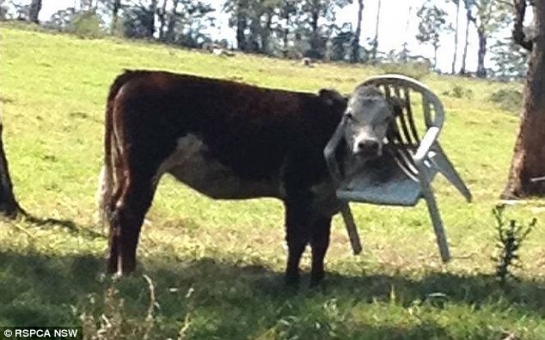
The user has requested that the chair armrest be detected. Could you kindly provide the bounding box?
[413,126,441,165]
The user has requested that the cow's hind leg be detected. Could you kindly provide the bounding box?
[310,216,332,287]
[284,201,312,287]
[107,169,158,275]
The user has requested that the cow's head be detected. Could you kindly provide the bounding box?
[343,85,401,159]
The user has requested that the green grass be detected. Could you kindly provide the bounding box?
[1,24,544,339]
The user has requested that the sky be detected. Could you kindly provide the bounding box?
[37,0,484,73]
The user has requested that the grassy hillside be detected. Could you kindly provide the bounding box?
[0,25,544,339]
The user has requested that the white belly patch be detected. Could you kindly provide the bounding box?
[157,134,282,199]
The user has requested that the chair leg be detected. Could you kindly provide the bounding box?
[420,180,451,263]
[340,203,363,255]
[432,147,472,203]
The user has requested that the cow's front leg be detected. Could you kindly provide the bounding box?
[284,200,312,287]
[310,216,332,287]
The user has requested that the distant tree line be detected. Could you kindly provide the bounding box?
[0,0,531,80]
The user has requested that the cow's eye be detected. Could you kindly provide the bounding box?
[344,111,354,120]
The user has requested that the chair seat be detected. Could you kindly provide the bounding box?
[336,152,438,206]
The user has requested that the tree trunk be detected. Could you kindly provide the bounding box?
[283,12,289,58]
[261,11,273,54]
[0,122,23,218]
[111,0,122,34]
[401,5,412,63]
[28,0,42,24]
[371,0,382,61]
[309,7,320,59]
[157,0,168,40]
[147,0,158,38]
[165,0,179,42]
[351,0,364,63]
[236,0,248,51]
[451,0,461,74]
[433,42,439,69]
[476,26,487,78]
[502,1,545,198]
[460,7,471,74]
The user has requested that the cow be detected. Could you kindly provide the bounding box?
[99,70,398,287]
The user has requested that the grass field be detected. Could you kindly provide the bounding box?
[0,24,544,339]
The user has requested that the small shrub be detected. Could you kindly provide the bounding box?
[443,85,473,99]
[491,204,536,287]
[379,61,431,80]
[68,11,104,39]
[488,88,523,113]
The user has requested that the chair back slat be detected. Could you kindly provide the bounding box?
[422,94,434,127]
[403,87,421,144]
[392,146,419,181]
[393,86,416,147]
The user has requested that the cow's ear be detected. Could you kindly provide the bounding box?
[318,89,348,106]
[386,97,405,117]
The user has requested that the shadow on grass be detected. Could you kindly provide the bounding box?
[16,211,105,239]
[0,250,543,339]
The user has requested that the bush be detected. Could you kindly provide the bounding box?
[492,204,536,287]
[443,85,473,99]
[379,61,431,80]
[68,11,104,39]
[489,88,523,113]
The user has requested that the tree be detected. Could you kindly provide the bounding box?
[370,0,381,61]
[147,0,157,37]
[502,0,545,198]
[111,0,122,33]
[350,0,364,63]
[224,0,250,51]
[45,7,77,31]
[416,1,449,69]
[28,0,42,23]
[165,0,214,47]
[0,119,24,218]
[122,0,160,39]
[463,0,510,78]
[329,23,353,61]
[277,0,298,57]
[300,0,351,59]
[0,3,8,20]
[450,0,461,74]
[305,0,326,59]
[123,5,154,38]
[489,35,529,81]
[459,0,471,74]
[398,5,413,64]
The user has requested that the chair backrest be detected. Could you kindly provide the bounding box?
[361,75,446,181]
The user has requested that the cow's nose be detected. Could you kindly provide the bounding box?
[357,139,379,155]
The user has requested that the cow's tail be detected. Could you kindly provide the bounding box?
[97,70,139,229]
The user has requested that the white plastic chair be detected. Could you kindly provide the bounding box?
[324,75,472,263]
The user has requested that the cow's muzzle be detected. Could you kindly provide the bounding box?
[354,139,381,157]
